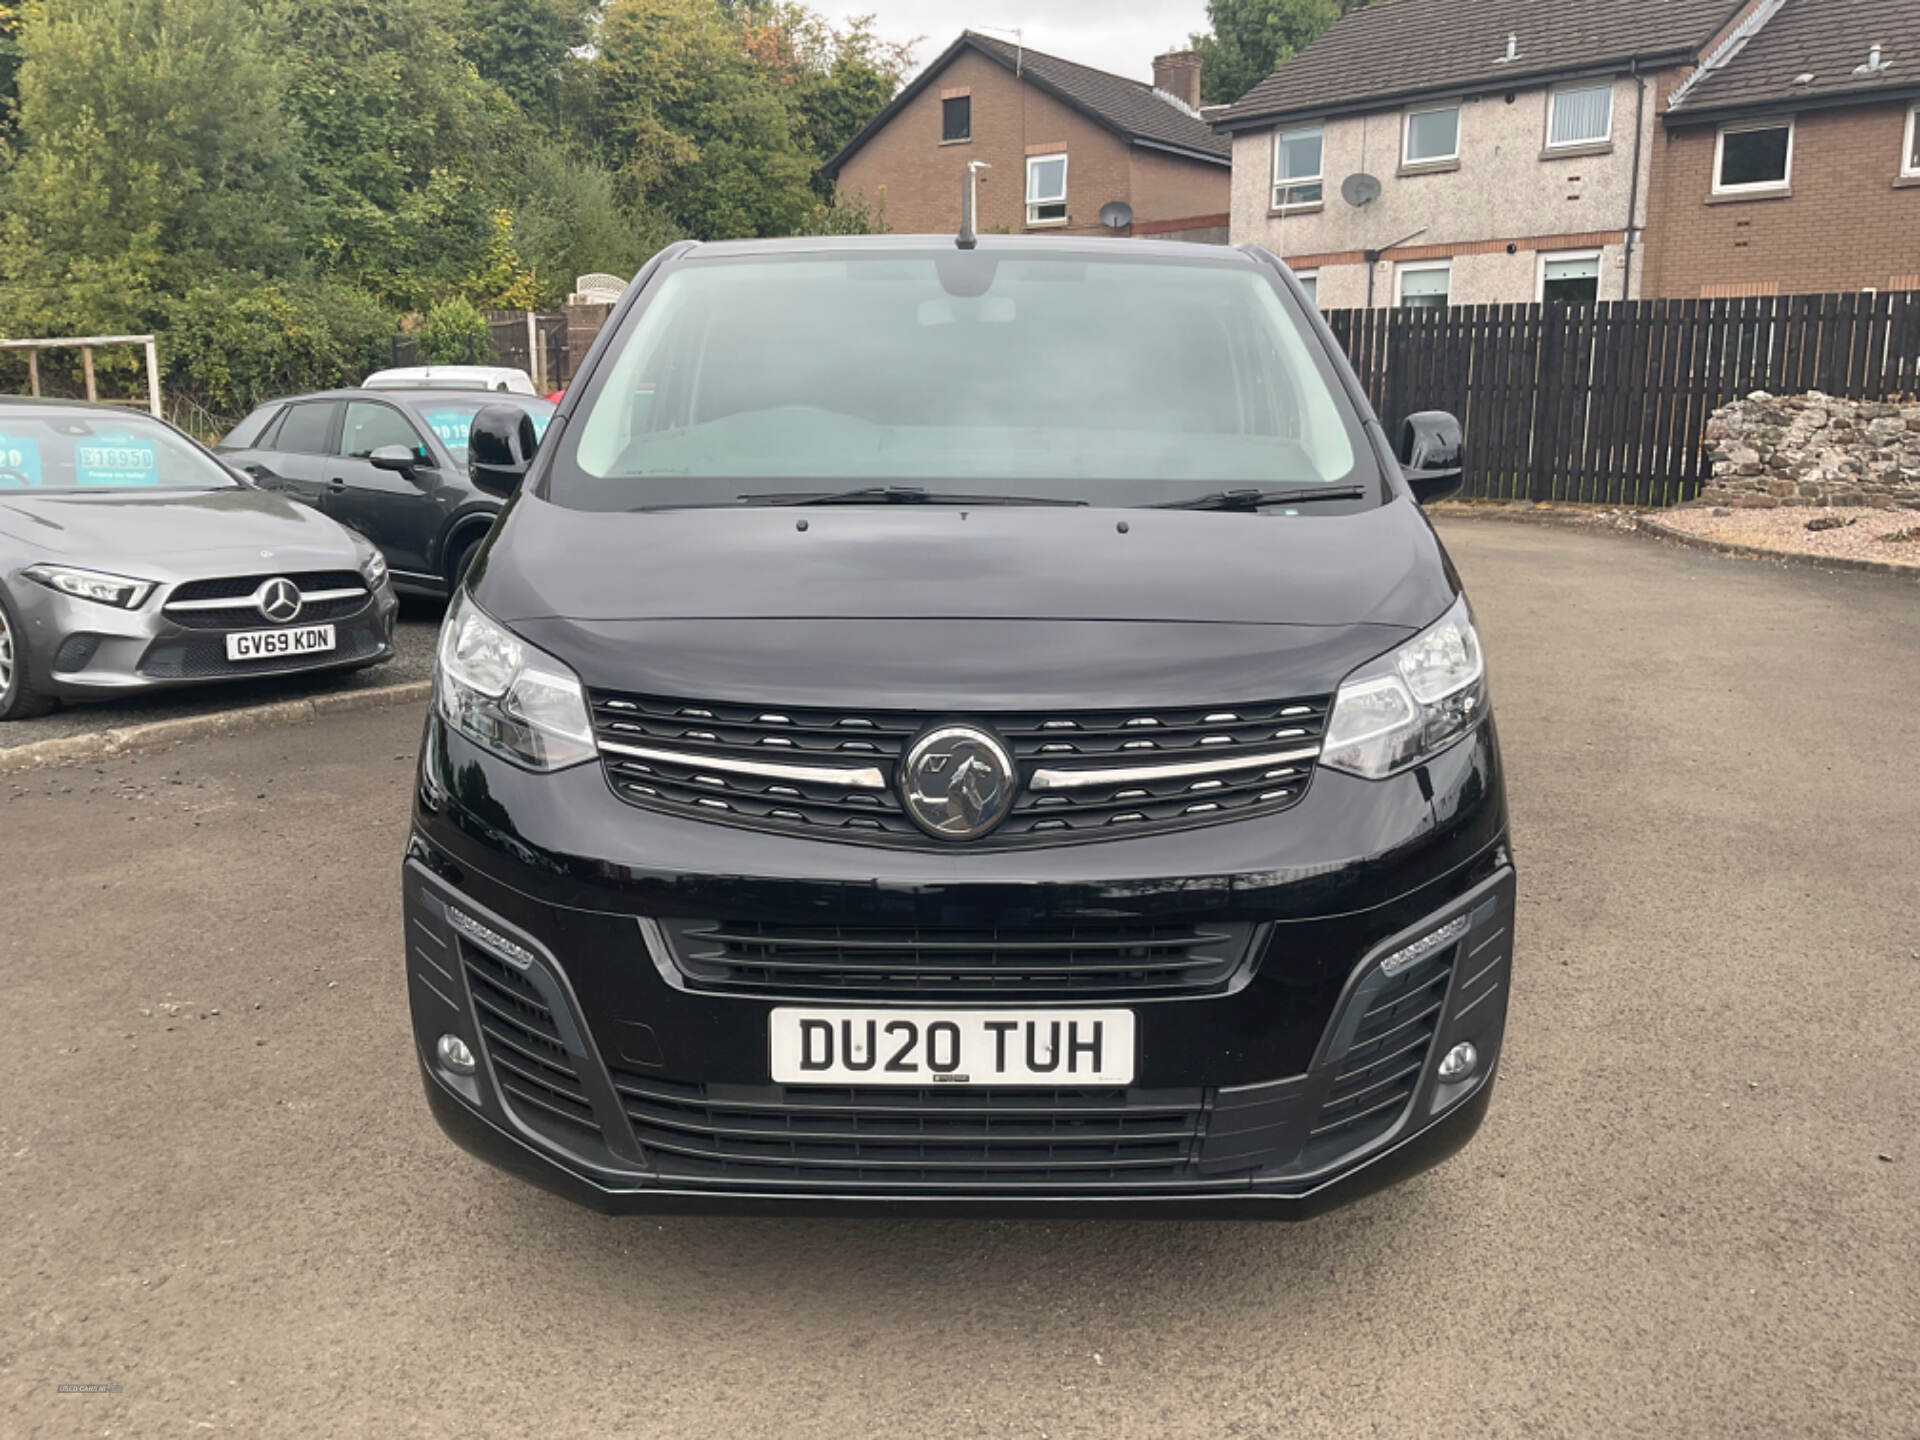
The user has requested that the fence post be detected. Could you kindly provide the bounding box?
[26,349,39,397]
[144,338,163,418]
[81,346,96,402]
[526,311,542,391]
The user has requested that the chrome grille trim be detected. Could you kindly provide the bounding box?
[599,739,889,791]
[1029,744,1322,792]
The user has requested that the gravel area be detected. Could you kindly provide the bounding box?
[1657,505,1920,568]
[0,595,444,748]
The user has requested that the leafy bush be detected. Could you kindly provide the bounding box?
[161,277,396,421]
[418,297,492,364]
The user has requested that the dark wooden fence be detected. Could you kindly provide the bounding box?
[1324,292,1920,506]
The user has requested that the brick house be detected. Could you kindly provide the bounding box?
[822,33,1232,242]
[1641,0,1920,297]
[1210,0,1743,309]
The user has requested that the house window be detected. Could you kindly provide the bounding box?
[942,95,971,144]
[1904,104,1920,178]
[1397,262,1450,309]
[1272,126,1324,209]
[1403,105,1459,165]
[1026,153,1068,225]
[1540,250,1601,305]
[1714,120,1793,193]
[1547,83,1612,148]
[1295,270,1319,306]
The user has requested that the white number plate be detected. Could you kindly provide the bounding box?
[225,624,336,661]
[770,1007,1135,1087]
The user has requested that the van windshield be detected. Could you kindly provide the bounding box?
[556,250,1372,510]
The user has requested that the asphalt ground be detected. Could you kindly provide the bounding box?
[3,518,1917,1438]
[0,594,444,748]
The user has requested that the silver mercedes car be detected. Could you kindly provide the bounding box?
[0,398,398,720]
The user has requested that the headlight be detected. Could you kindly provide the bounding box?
[1320,595,1486,779]
[360,548,389,587]
[435,594,596,772]
[22,564,156,609]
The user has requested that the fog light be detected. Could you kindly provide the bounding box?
[1437,1041,1478,1081]
[437,1033,477,1075]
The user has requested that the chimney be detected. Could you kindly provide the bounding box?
[1153,50,1203,111]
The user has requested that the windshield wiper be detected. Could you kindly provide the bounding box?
[737,485,1086,508]
[1146,485,1368,512]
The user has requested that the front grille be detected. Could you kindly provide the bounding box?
[462,944,603,1144]
[1305,946,1455,1157]
[611,1071,1210,1187]
[163,594,371,631]
[658,917,1262,998]
[167,570,363,604]
[591,691,1328,847]
[138,622,385,679]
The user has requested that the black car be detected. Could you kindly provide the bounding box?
[218,389,554,596]
[405,234,1512,1218]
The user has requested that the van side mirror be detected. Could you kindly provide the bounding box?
[469,405,540,499]
[1399,411,1465,505]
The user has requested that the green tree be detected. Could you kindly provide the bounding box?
[275,0,510,308]
[456,0,597,122]
[0,2,25,142]
[1192,0,1345,106]
[508,137,677,304]
[592,0,904,239]
[0,0,310,373]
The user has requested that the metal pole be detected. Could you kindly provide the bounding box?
[526,311,541,391]
[144,338,163,418]
[82,346,96,401]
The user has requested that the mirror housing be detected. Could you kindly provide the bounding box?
[1399,410,1465,505]
[469,404,540,499]
[368,443,421,476]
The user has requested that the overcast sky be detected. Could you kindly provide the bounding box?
[809,2,1214,84]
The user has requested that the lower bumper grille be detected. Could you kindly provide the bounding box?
[1306,946,1455,1158]
[463,945,603,1144]
[139,622,386,679]
[655,917,1262,999]
[611,1071,1209,1186]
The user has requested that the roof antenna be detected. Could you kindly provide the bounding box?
[958,160,991,250]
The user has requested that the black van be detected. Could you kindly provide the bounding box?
[404,234,1512,1217]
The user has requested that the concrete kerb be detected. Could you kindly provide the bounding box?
[0,680,433,775]
[1632,513,1920,581]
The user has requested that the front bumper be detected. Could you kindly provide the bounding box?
[405,714,1514,1216]
[9,576,398,700]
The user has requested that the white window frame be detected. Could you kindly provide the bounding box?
[1903,103,1920,179]
[1294,269,1319,306]
[1271,125,1325,210]
[1713,118,1794,195]
[1402,104,1460,166]
[1396,260,1452,308]
[1025,152,1069,226]
[1537,248,1603,303]
[1545,82,1614,150]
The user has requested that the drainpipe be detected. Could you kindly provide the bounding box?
[1623,61,1647,300]
[1364,226,1431,308]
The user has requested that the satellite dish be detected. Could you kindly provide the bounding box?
[1341,173,1382,208]
[1099,200,1135,231]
